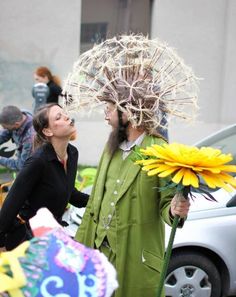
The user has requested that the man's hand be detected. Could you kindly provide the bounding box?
[170,192,190,218]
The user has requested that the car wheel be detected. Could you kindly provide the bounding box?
[165,251,221,297]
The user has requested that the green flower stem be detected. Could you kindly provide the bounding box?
[156,188,189,297]
[156,214,180,297]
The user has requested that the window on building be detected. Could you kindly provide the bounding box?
[81,23,108,44]
[80,0,152,53]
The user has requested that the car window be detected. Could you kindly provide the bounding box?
[195,125,236,165]
[208,134,236,163]
[190,188,235,212]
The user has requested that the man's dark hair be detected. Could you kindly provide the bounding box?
[0,106,23,125]
[107,109,129,156]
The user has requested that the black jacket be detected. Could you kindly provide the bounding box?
[47,81,62,103]
[0,143,88,234]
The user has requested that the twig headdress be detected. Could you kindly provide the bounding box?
[63,34,199,133]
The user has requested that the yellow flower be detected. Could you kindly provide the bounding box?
[136,143,236,191]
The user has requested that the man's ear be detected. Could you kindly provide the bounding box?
[122,112,129,124]
[42,127,53,137]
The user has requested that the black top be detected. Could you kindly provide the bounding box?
[47,80,62,103]
[0,143,88,233]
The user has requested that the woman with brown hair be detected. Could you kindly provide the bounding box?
[0,103,88,250]
[34,66,62,103]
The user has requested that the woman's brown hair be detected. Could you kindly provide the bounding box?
[33,103,61,151]
[35,66,61,87]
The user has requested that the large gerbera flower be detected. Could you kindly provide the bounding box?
[136,143,236,192]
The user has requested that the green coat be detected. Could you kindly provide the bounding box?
[75,135,175,297]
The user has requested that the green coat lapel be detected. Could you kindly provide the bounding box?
[116,135,155,203]
[92,135,161,211]
[92,149,112,220]
[116,151,141,203]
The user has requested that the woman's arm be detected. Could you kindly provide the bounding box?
[0,155,44,233]
[69,188,89,208]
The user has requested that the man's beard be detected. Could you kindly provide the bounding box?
[107,123,128,156]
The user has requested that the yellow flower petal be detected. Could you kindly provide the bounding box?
[218,165,236,173]
[136,142,236,192]
[199,172,217,189]
[142,164,161,171]
[172,168,187,184]
[147,168,163,176]
[157,167,180,177]
[182,169,199,187]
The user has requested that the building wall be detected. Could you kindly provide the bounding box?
[1,0,235,165]
[151,0,236,144]
[0,0,81,111]
[0,0,151,166]
[80,0,150,53]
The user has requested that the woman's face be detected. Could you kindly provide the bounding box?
[34,73,49,84]
[43,105,76,140]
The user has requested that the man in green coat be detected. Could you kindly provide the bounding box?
[75,103,190,297]
[64,35,198,297]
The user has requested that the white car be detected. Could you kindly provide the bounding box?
[165,124,236,297]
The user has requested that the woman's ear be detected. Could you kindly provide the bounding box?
[42,127,53,137]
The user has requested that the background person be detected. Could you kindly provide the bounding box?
[34,66,62,104]
[0,105,34,171]
[0,103,88,250]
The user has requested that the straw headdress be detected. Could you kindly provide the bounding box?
[63,34,199,133]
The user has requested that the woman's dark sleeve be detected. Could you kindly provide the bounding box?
[69,187,89,208]
[0,156,44,234]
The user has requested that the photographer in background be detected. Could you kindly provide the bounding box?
[0,105,35,171]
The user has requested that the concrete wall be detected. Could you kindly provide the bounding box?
[80,0,150,52]
[72,0,152,165]
[0,0,81,111]
[0,0,151,166]
[151,0,236,144]
[1,0,235,165]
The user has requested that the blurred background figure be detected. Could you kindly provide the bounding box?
[32,82,49,113]
[33,66,62,104]
[0,105,34,171]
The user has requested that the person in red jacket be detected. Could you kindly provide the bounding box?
[34,66,62,104]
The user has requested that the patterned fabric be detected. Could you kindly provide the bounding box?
[0,112,34,171]
[0,228,118,297]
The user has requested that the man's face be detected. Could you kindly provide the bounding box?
[104,102,118,128]
[1,123,18,131]
[104,102,129,128]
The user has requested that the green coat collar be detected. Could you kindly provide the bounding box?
[92,135,161,220]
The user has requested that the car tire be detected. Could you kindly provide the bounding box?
[165,251,222,297]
